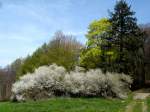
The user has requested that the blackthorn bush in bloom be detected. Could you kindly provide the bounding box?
[11,64,132,101]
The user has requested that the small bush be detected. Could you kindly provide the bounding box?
[11,64,132,101]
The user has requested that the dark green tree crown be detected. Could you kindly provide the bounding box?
[110,0,140,35]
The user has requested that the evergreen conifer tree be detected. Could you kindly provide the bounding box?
[109,0,145,87]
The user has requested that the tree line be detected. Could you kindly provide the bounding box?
[0,0,150,97]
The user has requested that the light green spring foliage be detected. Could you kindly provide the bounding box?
[80,47,102,69]
[17,31,82,77]
[80,18,117,70]
[86,18,111,47]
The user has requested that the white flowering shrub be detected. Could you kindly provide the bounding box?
[11,64,132,101]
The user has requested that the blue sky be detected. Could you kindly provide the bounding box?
[0,0,149,67]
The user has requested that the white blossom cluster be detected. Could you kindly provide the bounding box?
[11,64,132,101]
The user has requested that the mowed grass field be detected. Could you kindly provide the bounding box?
[0,98,130,112]
[147,97,150,111]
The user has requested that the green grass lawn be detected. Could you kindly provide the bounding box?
[147,97,150,111]
[132,101,143,112]
[0,98,129,112]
